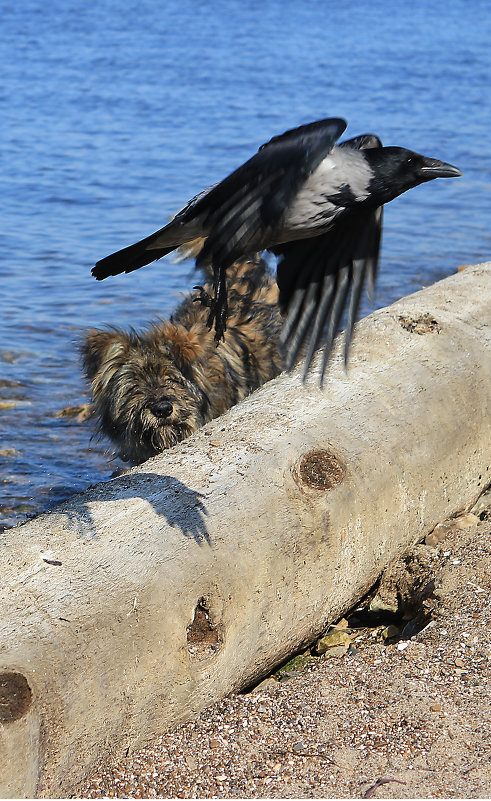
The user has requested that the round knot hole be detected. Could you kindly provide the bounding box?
[297,450,344,491]
[0,672,32,724]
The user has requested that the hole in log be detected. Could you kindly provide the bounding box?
[398,313,441,334]
[0,672,32,723]
[347,546,437,643]
[295,450,345,491]
[186,598,220,660]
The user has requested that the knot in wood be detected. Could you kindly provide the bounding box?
[297,450,344,491]
[186,598,220,661]
[398,313,441,334]
[0,672,32,723]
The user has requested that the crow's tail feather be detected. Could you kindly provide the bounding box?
[92,220,186,280]
[92,242,175,280]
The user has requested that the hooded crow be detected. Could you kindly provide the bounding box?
[93,118,462,382]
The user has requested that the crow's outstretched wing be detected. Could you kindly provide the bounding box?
[273,133,383,383]
[194,118,347,269]
[93,118,346,281]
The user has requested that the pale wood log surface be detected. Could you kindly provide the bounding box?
[0,262,489,798]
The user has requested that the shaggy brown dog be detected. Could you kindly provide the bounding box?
[81,252,283,463]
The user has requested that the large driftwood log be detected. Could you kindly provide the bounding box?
[1,263,490,798]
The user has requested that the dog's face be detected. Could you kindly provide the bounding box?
[81,324,210,463]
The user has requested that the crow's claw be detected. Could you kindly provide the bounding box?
[193,286,214,308]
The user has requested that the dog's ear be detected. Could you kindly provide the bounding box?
[160,322,204,365]
[81,329,126,379]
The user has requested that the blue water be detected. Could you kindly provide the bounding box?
[1,0,490,530]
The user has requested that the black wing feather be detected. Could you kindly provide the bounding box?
[273,206,383,382]
[259,117,347,151]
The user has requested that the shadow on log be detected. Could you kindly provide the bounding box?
[0,262,490,797]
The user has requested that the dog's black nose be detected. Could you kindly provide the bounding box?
[148,400,173,418]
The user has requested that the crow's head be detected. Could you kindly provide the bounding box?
[365,146,462,204]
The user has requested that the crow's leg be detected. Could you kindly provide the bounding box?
[194,266,228,342]
[196,265,227,343]
[214,265,229,342]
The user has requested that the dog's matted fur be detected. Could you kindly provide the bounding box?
[81,252,283,463]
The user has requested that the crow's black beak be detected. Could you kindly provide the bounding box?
[419,157,463,179]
